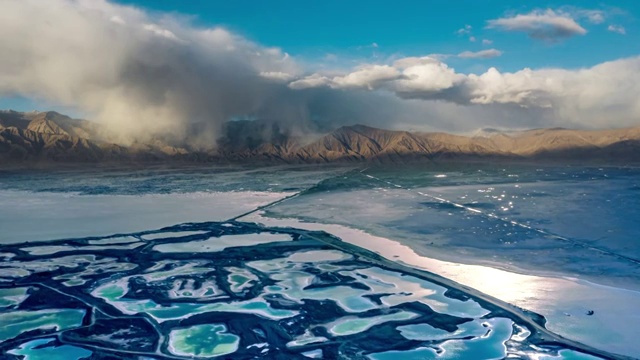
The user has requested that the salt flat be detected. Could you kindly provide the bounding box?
[0,190,292,244]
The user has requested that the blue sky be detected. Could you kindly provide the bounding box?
[110,0,638,72]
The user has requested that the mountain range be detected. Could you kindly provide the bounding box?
[2,110,639,164]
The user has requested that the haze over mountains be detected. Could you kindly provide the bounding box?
[1,110,639,164]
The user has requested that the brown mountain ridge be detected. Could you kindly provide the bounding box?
[1,110,639,164]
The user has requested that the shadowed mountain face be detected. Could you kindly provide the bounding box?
[213,123,640,164]
[1,110,639,164]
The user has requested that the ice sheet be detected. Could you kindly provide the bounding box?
[2,165,637,358]
[0,190,292,244]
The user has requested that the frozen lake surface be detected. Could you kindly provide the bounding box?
[0,164,638,358]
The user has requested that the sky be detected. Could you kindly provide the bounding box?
[0,0,639,142]
[113,0,639,72]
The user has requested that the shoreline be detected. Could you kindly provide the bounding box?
[261,208,640,294]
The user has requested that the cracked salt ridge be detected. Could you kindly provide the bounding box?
[91,263,289,321]
[21,242,143,256]
[348,267,489,318]
[140,231,209,241]
[246,249,491,321]
[0,223,613,360]
[14,232,439,325]
[153,233,294,253]
[87,236,139,245]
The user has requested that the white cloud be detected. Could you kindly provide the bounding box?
[569,8,621,25]
[465,58,640,129]
[259,71,296,82]
[332,65,400,89]
[482,39,493,45]
[582,10,605,24]
[288,57,463,94]
[466,67,558,107]
[393,59,465,94]
[458,49,503,59]
[288,65,400,90]
[323,53,338,62]
[356,42,380,50]
[456,24,472,35]
[110,15,125,25]
[0,0,303,145]
[608,24,626,35]
[560,8,608,24]
[487,9,587,40]
[456,24,477,42]
[143,24,183,42]
[288,74,332,90]
[287,55,640,129]
[393,56,442,69]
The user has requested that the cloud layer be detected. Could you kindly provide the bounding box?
[608,24,626,34]
[458,49,503,59]
[0,0,310,145]
[287,55,640,129]
[487,9,587,40]
[0,0,637,146]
